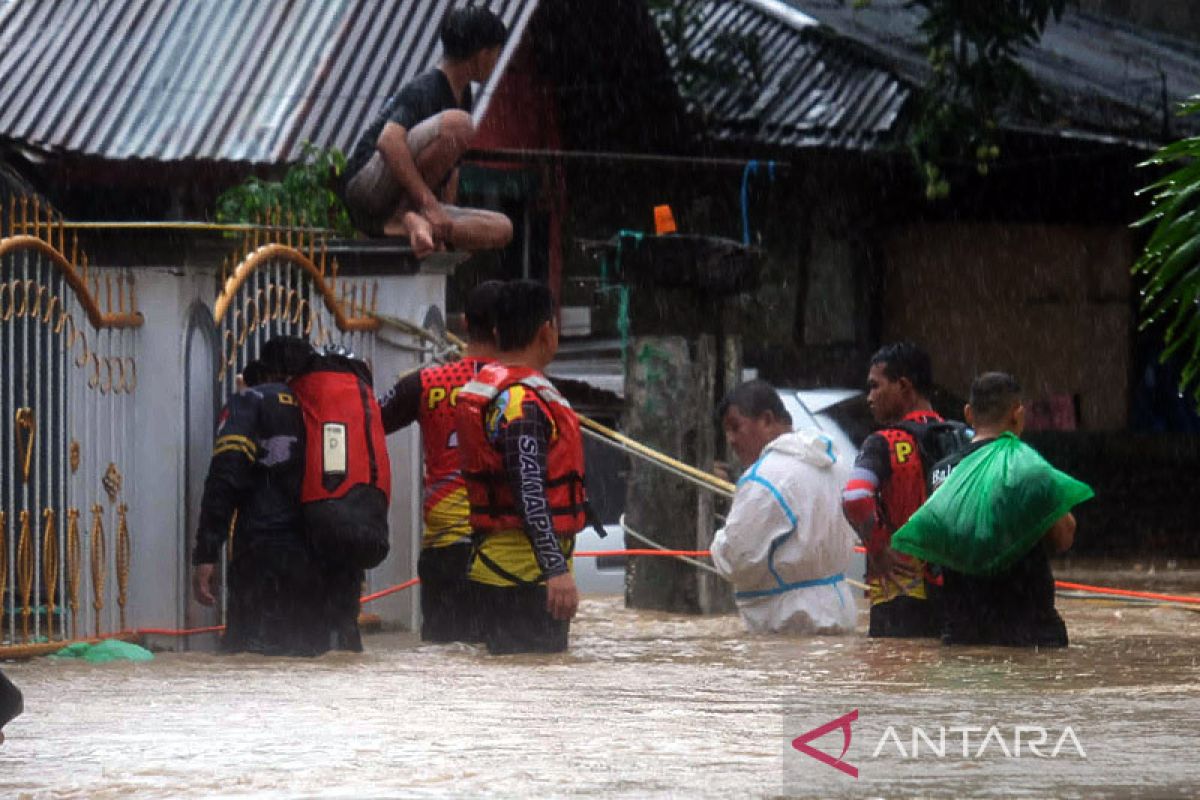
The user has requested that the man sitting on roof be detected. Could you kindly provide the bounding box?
[341,6,514,258]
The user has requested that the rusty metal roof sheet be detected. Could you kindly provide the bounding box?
[0,0,537,165]
[673,0,911,151]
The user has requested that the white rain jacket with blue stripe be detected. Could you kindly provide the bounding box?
[711,430,858,634]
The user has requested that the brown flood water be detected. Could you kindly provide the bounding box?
[2,574,1200,799]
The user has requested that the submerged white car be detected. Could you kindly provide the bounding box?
[574,388,868,594]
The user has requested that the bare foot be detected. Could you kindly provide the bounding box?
[383,211,437,259]
[402,211,435,258]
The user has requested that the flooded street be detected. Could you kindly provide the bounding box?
[3,577,1200,799]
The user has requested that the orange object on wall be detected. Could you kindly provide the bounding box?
[654,204,677,235]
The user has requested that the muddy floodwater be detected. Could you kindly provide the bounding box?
[3,572,1200,799]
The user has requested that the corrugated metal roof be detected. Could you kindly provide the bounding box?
[788,0,1200,145]
[0,0,538,165]
[672,0,911,151]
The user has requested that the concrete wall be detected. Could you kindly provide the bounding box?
[882,222,1133,430]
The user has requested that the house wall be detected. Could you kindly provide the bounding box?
[881,222,1133,430]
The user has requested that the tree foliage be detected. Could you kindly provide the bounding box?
[215,142,354,237]
[893,0,1067,198]
[1133,97,1200,409]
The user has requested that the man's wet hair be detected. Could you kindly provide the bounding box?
[718,379,792,427]
[441,6,507,60]
[240,359,271,388]
[259,335,314,378]
[464,279,503,344]
[969,371,1022,426]
[870,341,933,396]
[494,279,554,351]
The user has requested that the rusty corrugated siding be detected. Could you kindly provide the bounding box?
[669,0,911,151]
[0,0,536,165]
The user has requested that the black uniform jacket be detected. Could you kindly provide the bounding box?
[193,382,305,565]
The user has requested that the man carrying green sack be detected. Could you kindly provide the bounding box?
[892,372,1093,647]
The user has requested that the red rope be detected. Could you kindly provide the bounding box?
[1054,580,1200,606]
[358,577,421,604]
[576,549,712,558]
[114,551,1200,638]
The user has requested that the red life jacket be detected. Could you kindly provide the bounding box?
[869,410,945,586]
[290,352,391,569]
[456,364,588,537]
[417,357,491,520]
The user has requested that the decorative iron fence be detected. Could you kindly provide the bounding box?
[1,198,142,649]
[1,202,384,655]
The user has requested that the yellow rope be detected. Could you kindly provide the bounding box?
[90,504,106,634]
[116,503,131,632]
[42,509,59,639]
[579,416,736,497]
[66,508,82,636]
[59,220,335,234]
[16,510,33,641]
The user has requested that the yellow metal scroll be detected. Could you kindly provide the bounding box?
[16,510,33,640]
[42,509,59,639]
[116,503,131,631]
[212,210,379,333]
[66,508,82,635]
[15,408,34,483]
[90,504,106,634]
[1,197,143,329]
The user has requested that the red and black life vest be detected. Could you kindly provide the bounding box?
[456,364,589,538]
[417,356,491,519]
[872,412,943,545]
[290,352,391,569]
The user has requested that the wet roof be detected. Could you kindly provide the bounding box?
[0,0,537,165]
[1,0,1196,167]
[672,0,911,151]
[788,0,1200,146]
[679,0,1200,153]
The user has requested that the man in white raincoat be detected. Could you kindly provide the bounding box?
[711,380,858,634]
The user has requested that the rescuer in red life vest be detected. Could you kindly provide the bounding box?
[378,280,502,643]
[456,279,586,654]
[193,340,363,655]
[841,342,946,638]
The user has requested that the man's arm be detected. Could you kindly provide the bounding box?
[711,478,792,586]
[495,394,578,620]
[1044,512,1076,554]
[376,122,451,241]
[841,434,890,546]
[192,393,260,604]
[378,370,422,434]
[842,433,908,584]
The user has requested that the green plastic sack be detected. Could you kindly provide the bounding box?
[892,433,1093,576]
[52,639,154,663]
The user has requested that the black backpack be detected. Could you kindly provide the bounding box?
[894,419,973,493]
